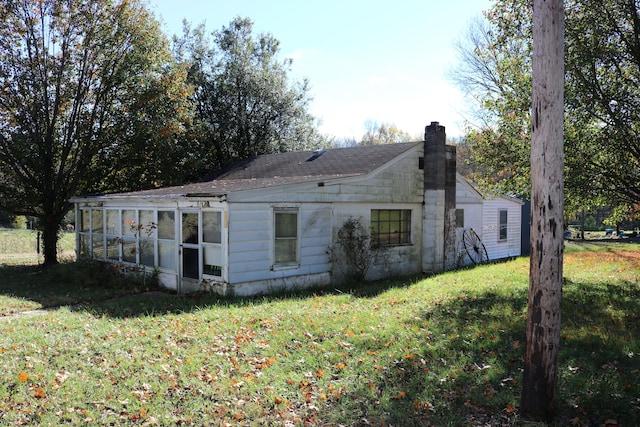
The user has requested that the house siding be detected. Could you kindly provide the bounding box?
[220,145,425,293]
[481,198,522,260]
[226,203,332,292]
[227,146,424,205]
[331,202,423,281]
[454,176,523,265]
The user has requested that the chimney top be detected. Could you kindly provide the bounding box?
[424,121,446,141]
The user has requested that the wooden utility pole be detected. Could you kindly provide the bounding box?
[521,0,565,421]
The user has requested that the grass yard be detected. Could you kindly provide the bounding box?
[0,228,75,265]
[0,245,638,425]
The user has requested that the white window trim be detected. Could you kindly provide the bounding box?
[272,207,300,270]
[498,209,508,242]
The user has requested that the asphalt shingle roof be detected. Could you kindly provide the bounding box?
[93,142,421,199]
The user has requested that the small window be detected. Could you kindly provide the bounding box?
[274,210,298,266]
[499,209,508,241]
[371,209,411,246]
[456,209,465,228]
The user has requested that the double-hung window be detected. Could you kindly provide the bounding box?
[371,209,411,246]
[274,209,299,266]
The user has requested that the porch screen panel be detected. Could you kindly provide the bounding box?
[80,209,90,232]
[203,211,222,276]
[106,209,120,261]
[91,209,103,233]
[182,213,198,244]
[79,210,91,258]
[92,234,105,260]
[91,209,104,259]
[182,247,199,279]
[121,210,137,263]
[139,210,155,267]
[158,211,176,270]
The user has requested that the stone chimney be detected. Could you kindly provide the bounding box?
[422,122,457,273]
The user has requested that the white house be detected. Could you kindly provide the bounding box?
[455,174,523,265]
[71,122,520,296]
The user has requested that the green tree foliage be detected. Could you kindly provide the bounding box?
[452,0,640,218]
[360,120,414,145]
[0,0,186,265]
[174,17,326,179]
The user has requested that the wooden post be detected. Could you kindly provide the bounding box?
[521,0,565,421]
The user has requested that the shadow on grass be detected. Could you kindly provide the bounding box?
[354,290,529,426]
[0,260,424,318]
[74,274,427,318]
[340,280,640,426]
[0,261,166,314]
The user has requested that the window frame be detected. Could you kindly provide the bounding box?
[370,209,412,247]
[455,209,465,228]
[202,210,224,277]
[498,209,508,241]
[273,208,300,268]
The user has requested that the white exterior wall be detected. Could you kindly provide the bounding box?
[223,146,425,294]
[331,202,423,281]
[226,203,332,291]
[455,176,523,264]
[480,198,522,260]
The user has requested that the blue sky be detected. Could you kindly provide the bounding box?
[149,0,493,140]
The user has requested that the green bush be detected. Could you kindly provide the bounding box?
[11,215,27,229]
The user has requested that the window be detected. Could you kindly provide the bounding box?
[157,210,176,270]
[202,211,223,276]
[274,210,298,266]
[79,209,91,258]
[139,210,156,267]
[121,210,137,263]
[499,209,508,241]
[106,209,121,260]
[456,209,465,228]
[371,209,411,246]
[91,209,104,259]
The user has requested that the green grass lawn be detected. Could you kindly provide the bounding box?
[0,228,75,265]
[0,248,639,425]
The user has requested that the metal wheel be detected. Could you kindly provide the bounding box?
[462,228,489,265]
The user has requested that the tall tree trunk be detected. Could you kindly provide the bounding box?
[42,214,60,266]
[521,0,565,421]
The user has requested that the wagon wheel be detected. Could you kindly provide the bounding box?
[462,228,489,265]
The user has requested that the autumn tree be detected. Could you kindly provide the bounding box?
[521,0,564,420]
[0,0,187,265]
[174,18,327,179]
[359,120,414,145]
[452,0,640,219]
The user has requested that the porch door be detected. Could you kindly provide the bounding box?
[180,211,200,283]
